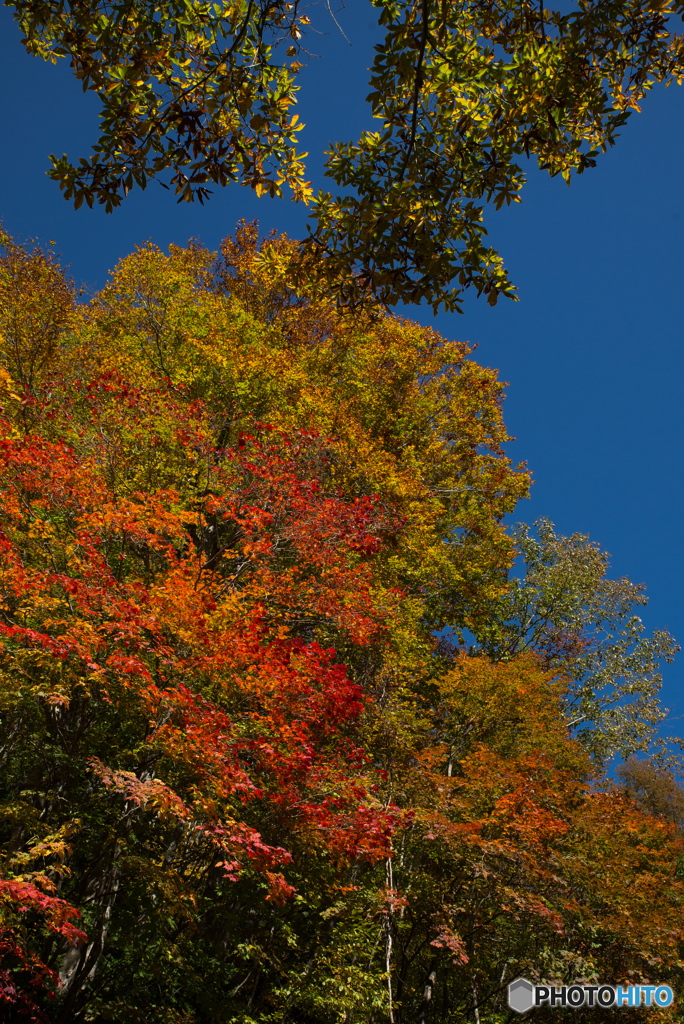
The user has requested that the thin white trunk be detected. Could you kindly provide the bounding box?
[385,857,395,1024]
[471,976,481,1024]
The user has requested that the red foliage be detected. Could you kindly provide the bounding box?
[0,375,402,1011]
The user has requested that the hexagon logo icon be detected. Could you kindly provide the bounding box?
[508,978,535,1014]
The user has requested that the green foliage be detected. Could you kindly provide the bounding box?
[481,518,680,764]
[299,0,684,311]
[9,0,311,212]
[6,0,684,309]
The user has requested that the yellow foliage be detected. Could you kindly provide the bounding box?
[64,222,529,654]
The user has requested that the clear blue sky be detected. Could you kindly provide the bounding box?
[2,3,683,739]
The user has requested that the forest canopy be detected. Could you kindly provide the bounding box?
[0,224,682,1024]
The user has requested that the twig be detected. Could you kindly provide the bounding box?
[326,0,351,45]
[397,0,431,181]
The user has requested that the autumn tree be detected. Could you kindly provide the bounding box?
[0,372,402,1020]
[0,230,76,429]
[617,756,684,825]
[480,518,680,765]
[6,0,684,310]
[83,220,530,650]
[358,654,684,1022]
[0,226,524,1020]
[1,228,682,1022]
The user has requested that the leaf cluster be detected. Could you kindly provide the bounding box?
[6,0,684,310]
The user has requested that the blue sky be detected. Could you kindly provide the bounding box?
[1,3,683,738]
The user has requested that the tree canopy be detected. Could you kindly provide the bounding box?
[6,0,684,311]
[1,226,682,1023]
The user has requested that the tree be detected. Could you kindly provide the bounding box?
[81,220,530,646]
[237,652,684,1022]
[480,518,680,765]
[0,369,402,1020]
[2,229,683,1022]
[366,654,684,1021]
[6,0,684,311]
[0,226,524,1019]
[617,756,684,824]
